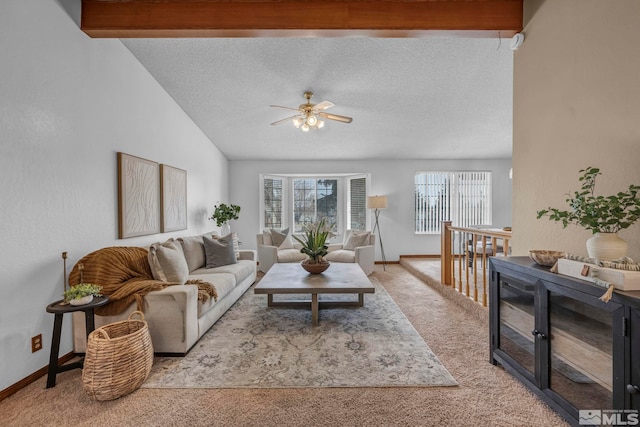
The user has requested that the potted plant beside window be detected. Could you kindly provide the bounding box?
[536,167,640,260]
[293,218,335,274]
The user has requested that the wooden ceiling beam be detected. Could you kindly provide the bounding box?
[81,0,523,38]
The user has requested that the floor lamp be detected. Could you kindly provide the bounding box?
[367,195,388,271]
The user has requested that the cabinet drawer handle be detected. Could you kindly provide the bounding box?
[627,384,640,395]
[531,329,547,340]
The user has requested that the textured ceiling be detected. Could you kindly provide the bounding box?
[122,37,513,161]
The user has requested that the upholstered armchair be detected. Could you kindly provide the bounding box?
[256,229,376,275]
[256,230,306,274]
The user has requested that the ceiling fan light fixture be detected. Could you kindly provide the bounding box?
[271,91,352,132]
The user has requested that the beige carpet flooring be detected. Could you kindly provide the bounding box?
[2,264,568,427]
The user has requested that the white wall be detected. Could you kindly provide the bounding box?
[230,159,512,260]
[512,0,640,259]
[0,0,228,390]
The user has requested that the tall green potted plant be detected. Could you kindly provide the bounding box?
[536,167,640,260]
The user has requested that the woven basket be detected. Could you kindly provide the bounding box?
[82,311,154,401]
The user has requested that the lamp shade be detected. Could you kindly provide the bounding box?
[367,195,388,209]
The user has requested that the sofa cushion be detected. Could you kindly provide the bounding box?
[192,259,256,286]
[188,272,236,317]
[178,236,206,272]
[344,231,371,251]
[277,248,307,263]
[148,239,189,284]
[325,249,356,263]
[203,235,237,268]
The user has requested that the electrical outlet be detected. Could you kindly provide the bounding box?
[31,334,42,353]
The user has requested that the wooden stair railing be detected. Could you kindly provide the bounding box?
[441,221,512,306]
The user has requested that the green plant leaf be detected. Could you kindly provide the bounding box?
[209,203,241,227]
[293,217,335,263]
[64,283,102,302]
[536,167,640,233]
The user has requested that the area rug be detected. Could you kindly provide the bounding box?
[142,276,457,389]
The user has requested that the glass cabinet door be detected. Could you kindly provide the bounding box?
[497,277,536,377]
[547,290,617,411]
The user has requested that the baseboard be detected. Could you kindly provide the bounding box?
[0,352,76,402]
[374,260,400,265]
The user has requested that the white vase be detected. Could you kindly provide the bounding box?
[70,295,93,306]
[221,222,231,236]
[586,232,628,261]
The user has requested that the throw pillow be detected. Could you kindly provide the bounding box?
[211,232,240,258]
[148,239,189,283]
[232,232,240,258]
[177,236,206,272]
[203,234,237,268]
[270,227,289,247]
[344,231,371,251]
[278,233,295,250]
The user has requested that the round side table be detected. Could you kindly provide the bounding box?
[45,296,109,388]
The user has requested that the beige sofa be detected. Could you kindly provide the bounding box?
[73,233,257,355]
[257,229,376,275]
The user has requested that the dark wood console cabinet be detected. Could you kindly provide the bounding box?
[489,257,640,426]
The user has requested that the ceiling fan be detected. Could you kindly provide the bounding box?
[270,91,353,132]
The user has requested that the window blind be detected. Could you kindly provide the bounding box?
[349,177,367,231]
[415,171,491,233]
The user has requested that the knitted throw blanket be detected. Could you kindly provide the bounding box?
[68,246,217,316]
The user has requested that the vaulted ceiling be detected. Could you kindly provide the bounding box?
[82,0,522,161]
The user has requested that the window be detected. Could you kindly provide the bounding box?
[261,174,369,234]
[263,177,283,229]
[293,179,338,232]
[415,171,492,234]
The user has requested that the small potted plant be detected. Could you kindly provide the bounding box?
[209,203,241,235]
[293,218,336,273]
[64,283,102,306]
[536,166,640,260]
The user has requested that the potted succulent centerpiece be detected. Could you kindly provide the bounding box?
[209,203,241,235]
[64,283,103,306]
[537,167,640,260]
[293,218,335,274]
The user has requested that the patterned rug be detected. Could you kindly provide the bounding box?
[142,276,457,389]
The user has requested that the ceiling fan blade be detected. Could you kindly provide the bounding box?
[270,105,301,112]
[271,115,300,126]
[318,112,353,124]
[314,100,335,111]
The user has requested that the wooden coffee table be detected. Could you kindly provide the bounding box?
[254,263,375,326]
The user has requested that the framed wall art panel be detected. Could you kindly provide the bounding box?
[160,164,187,232]
[117,152,161,239]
